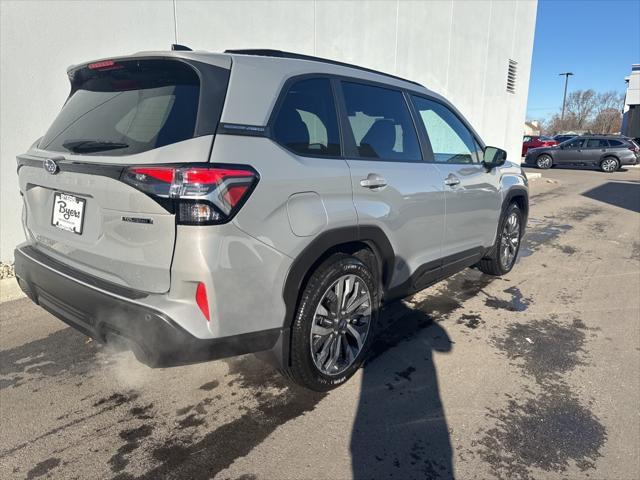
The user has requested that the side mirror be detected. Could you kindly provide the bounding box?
[483,146,507,169]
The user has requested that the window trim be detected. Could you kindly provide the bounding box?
[335,79,426,163]
[410,93,485,165]
[263,73,486,165]
[265,73,433,163]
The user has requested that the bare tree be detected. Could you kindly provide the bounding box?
[541,89,625,135]
[590,91,624,133]
[545,112,579,135]
[564,89,597,129]
[591,108,622,134]
[595,90,625,114]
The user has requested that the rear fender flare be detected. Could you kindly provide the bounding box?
[270,226,395,368]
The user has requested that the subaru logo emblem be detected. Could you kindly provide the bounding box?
[43,158,58,175]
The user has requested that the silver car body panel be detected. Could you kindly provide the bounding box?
[345,159,445,289]
[17,135,215,294]
[434,163,501,258]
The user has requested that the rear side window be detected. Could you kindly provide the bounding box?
[608,140,624,147]
[411,96,479,164]
[341,82,421,162]
[586,139,609,148]
[273,78,340,156]
[40,60,203,156]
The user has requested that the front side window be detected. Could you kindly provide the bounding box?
[412,96,478,164]
[273,78,340,156]
[341,82,421,162]
[565,138,585,149]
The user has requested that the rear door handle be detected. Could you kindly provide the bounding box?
[360,174,388,189]
[444,174,460,187]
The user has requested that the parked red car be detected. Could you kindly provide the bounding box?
[522,135,558,156]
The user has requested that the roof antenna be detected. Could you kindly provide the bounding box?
[171,44,192,51]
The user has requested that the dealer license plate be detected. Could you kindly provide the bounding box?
[51,192,86,235]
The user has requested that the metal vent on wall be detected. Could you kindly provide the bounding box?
[507,60,517,94]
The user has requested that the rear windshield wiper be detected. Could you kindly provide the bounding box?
[62,140,129,153]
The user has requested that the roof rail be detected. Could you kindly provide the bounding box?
[224,49,423,87]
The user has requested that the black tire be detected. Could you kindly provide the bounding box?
[536,154,553,169]
[284,253,379,391]
[599,156,619,173]
[477,203,523,276]
[283,253,380,392]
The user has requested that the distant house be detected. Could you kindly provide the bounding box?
[524,120,541,136]
[622,64,640,139]
[559,130,588,135]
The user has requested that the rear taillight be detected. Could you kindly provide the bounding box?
[629,146,639,153]
[121,165,258,225]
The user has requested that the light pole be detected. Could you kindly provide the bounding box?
[559,72,574,121]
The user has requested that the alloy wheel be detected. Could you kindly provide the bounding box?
[601,158,618,172]
[500,212,520,269]
[310,274,372,376]
[536,155,552,169]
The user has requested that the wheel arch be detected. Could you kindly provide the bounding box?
[600,153,620,163]
[270,226,394,368]
[503,186,529,226]
[282,226,394,327]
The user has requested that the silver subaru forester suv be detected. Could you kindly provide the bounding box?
[14,47,528,391]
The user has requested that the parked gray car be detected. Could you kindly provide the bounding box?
[14,47,528,390]
[525,135,640,172]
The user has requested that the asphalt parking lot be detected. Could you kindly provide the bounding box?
[1,166,639,480]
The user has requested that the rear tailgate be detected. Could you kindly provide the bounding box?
[17,55,231,293]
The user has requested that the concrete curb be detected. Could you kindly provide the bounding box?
[527,172,542,180]
[0,277,24,303]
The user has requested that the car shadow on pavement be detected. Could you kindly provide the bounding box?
[581,180,640,213]
[350,301,455,479]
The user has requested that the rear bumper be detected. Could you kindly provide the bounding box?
[14,245,280,367]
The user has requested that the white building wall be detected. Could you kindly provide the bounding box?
[623,65,640,110]
[0,0,537,262]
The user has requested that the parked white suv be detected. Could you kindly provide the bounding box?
[14,47,528,390]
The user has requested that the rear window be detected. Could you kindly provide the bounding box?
[40,60,201,156]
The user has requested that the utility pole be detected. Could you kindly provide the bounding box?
[559,72,574,121]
